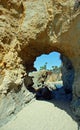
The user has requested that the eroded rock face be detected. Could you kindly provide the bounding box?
[60,54,74,93]
[0,0,80,125]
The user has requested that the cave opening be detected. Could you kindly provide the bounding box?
[28,51,75,101]
[34,52,61,71]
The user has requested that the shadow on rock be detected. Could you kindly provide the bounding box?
[36,86,52,100]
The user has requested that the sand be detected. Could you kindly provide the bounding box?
[0,99,78,130]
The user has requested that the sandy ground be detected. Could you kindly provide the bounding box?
[0,99,78,130]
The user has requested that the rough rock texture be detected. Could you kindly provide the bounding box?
[60,54,74,93]
[29,70,62,90]
[0,0,80,126]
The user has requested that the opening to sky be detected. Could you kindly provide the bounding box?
[34,52,61,70]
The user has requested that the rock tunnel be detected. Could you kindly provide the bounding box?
[0,0,80,125]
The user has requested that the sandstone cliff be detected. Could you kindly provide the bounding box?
[0,0,80,126]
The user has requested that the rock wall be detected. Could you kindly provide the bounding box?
[0,0,80,125]
[60,54,74,93]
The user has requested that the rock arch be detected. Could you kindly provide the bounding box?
[0,0,80,124]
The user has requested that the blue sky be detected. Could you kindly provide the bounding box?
[34,52,61,70]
